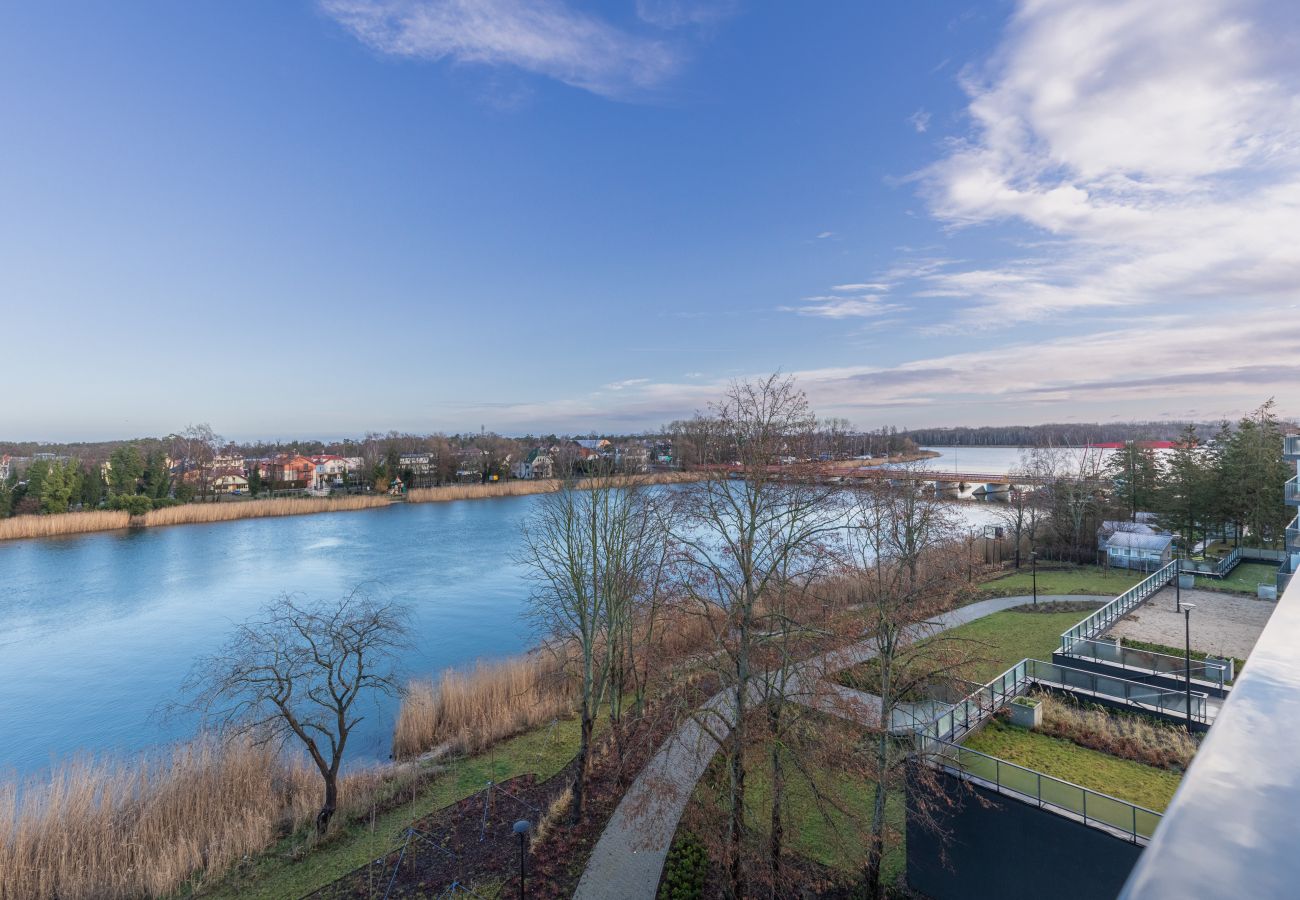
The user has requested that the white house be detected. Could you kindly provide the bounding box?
[1105,531,1175,571]
[512,448,555,480]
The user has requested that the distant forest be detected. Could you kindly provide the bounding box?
[899,422,1228,447]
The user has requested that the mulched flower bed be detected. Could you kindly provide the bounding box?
[311,676,718,898]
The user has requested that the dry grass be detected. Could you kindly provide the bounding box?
[1033,691,1199,771]
[0,510,131,541]
[392,654,577,761]
[0,735,404,900]
[142,495,391,527]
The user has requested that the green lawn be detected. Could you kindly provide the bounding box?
[940,609,1101,683]
[963,718,1181,813]
[739,743,906,882]
[978,566,1144,599]
[1198,562,1277,595]
[196,718,581,899]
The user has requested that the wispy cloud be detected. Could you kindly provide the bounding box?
[321,0,680,98]
[635,0,739,29]
[908,108,931,133]
[782,293,899,320]
[908,0,1300,324]
[831,282,890,293]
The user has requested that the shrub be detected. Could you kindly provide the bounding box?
[658,831,709,900]
[108,494,153,516]
[1033,692,1199,771]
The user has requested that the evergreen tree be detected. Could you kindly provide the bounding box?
[1157,425,1212,555]
[39,460,80,514]
[107,445,145,495]
[1103,440,1162,521]
[142,450,172,499]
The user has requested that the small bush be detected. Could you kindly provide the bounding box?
[108,494,153,516]
[658,831,709,900]
[1033,692,1199,771]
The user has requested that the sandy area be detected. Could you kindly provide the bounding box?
[1104,586,1275,660]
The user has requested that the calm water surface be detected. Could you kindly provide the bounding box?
[1,460,1016,777]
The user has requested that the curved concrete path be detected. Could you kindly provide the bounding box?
[572,594,1108,900]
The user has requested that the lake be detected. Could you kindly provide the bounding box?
[0,457,1014,777]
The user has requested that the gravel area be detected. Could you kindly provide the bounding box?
[1105,587,1276,660]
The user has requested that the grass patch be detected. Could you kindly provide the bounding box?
[940,610,1102,684]
[978,566,1144,599]
[963,718,1182,811]
[198,718,580,899]
[1032,692,1197,771]
[1196,562,1278,595]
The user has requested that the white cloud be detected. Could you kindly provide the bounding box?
[831,283,890,292]
[815,230,835,239]
[782,293,899,320]
[603,377,651,390]
[910,0,1300,324]
[321,0,679,98]
[908,108,931,133]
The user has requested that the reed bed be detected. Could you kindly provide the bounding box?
[392,654,577,760]
[405,471,703,505]
[0,735,401,900]
[1034,691,1199,770]
[0,510,131,541]
[141,494,391,527]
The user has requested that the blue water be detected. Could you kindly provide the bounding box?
[0,471,1012,777]
[0,498,540,776]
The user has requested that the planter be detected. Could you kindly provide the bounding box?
[1009,696,1042,729]
[1178,573,1195,589]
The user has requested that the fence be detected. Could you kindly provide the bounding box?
[928,740,1162,843]
[1063,637,1229,688]
[916,660,1031,743]
[1025,659,1209,722]
[1060,562,1176,655]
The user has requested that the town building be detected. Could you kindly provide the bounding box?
[1103,530,1175,571]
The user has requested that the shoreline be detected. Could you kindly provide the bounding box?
[0,471,707,544]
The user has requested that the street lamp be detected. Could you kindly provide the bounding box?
[1182,604,1196,726]
[1175,556,1182,613]
[1031,550,1038,607]
[513,820,531,899]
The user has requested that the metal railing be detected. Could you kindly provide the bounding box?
[927,740,1162,844]
[917,660,1030,743]
[1284,434,1300,460]
[1025,659,1210,723]
[1287,476,1300,506]
[1063,637,1229,689]
[1060,561,1177,654]
[1286,516,1299,553]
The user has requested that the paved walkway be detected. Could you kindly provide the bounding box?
[572,595,1109,899]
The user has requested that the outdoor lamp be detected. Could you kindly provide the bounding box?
[514,819,532,899]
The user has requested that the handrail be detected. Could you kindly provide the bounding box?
[1025,659,1210,723]
[1060,561,1177,654]
[925,739,1162,843]
[916,659,1031,743]
[1063,637,1228,690]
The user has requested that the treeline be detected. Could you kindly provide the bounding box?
[994,401,1293,565]
[901,421,1218,447]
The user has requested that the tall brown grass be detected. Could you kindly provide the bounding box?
[142,495,391,527]
[392,654,577,760]
[1034,691,1199,770]
[0,510,131,541]
[0,735,403,900]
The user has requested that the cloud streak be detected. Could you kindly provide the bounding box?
[321,0,679,98]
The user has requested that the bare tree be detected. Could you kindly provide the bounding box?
[994,450,1051,568]
[182,589,409,833]
[840,479,966,899]
[519,471,661,820]
[670,374,841,900]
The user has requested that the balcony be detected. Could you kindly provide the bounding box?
[1288,476,1300,507]
[1289,516,1300,553]
[1286,434,1300,461]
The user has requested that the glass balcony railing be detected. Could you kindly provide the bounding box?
[1287,476,1300,507]
[1288,516,1299,553]
[1285,434,1300,461]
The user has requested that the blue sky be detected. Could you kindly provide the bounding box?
[2,1,1298,440]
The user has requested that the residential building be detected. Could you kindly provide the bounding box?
[211,472,249,494]
[1282,433,1300,594]
[309,454,351,490]
[615,443,650,473]
[512,448,554,480]
[259,454,314,486]
[0,455,9,481]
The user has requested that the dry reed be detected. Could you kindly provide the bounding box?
[392,654,577,760]
[1034,691,1199,770]
[0,734,402,900]
[405,471,702,505]
[0,510,131,541]
[142,495,391,527]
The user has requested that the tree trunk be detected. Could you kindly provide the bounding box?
[728,733,746,900]
[316,773,338,834]
[767,703,784,897]
[573,711,593,823]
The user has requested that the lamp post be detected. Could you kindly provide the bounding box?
[513,820,531,899]
[1182,604,1196,726]
[1031,550,1038,607]
[1175,555,1182,612]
